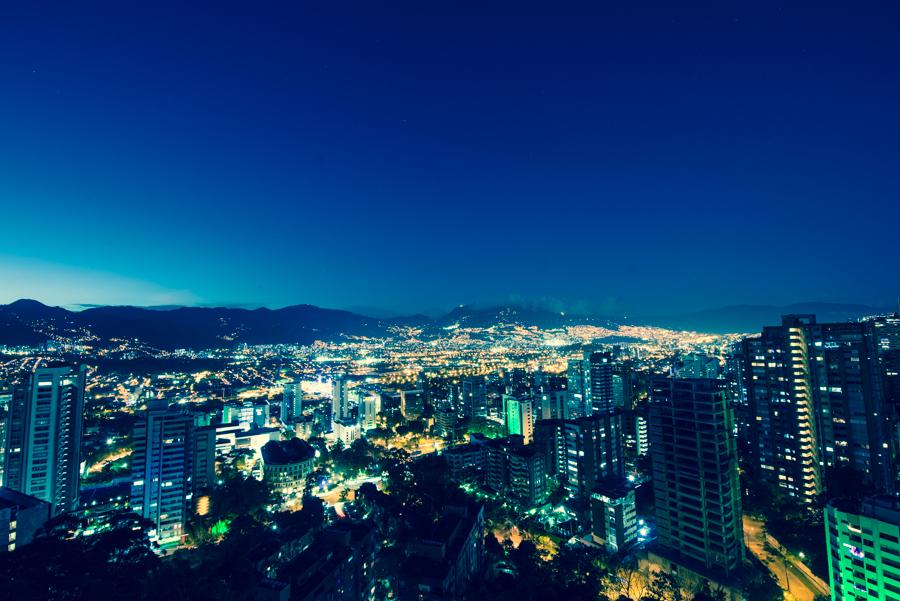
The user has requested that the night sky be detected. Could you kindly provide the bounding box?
[2,5,899,315]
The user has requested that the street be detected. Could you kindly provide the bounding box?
[743,515,829,601]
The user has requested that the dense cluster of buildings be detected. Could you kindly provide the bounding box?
[1,310,899,599]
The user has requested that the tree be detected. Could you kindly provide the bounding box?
[208,470,278,523]
[641,571,684,601]
[0,512,158,601]
[822,465,876,502]
[741,570,783,601]
[605,556,649,600]
[691,581,726,601]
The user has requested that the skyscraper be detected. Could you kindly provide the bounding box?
[535,388,568,421]
[131,401,210,547]
[399,388,425,420]
[649,377,744,578]
[0,406,7,488]
[332,376,350,422]
[281,380,303,424]
[611,361,634,411]
[359,391,380,432]
[589,351,615,414]
[562,412,625,500]
[3,365,86,516]
[867,312,900,490]
[533,419,567,478]
[507,446,547,508]
[825,495,900,601]
[567,356,590,418]
[743,315,893,501]
[742,315,822,503]
[455,376,487,420]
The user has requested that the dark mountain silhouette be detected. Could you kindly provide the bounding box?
[0,300,390,349]
[0,299,893,348]
[0,299,610,348]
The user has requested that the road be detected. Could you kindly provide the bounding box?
[87,447,131,474]
[743,515,829,601]
[315,474,382,505]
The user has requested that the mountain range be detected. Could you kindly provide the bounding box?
[0,299,893,349]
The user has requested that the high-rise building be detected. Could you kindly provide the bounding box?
[359,392,380,432]
[484,437,515,493]
[589,351,615,414]
[454,376,487,420]
[503,395,533,443]
[743,315,822,503]
[434,405,459,438]
[507,446,547,507]
[131,401,212,547]
[533,419,567,478]
[0,406,7,488]
[399,389,424,420]
[536,389,568,421]
[590,480,638,554]
[649,377,744,578]
[281,381,303,424]
[567,356,590,418]
[3,365,86,516]
[533,413,625,501]
[679,353,721,379]
[562,412,625,500]
[743,315,893,502]
[332,376,350,422]
[193,425,217,494]
[635,412,649,458]
[611,364,633,411]
[867,312,900,489]
[825,495,900,601]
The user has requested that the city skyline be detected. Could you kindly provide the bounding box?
[3,8,899,314]
[4,6,900,600]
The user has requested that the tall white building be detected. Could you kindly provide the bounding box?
[360,392,380,431]
[333,419,361,447]
[3,365,86,516]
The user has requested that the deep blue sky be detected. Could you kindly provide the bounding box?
[1,4,898,316]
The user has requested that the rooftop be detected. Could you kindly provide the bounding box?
[261,438,316,465]
[0,486,50,511]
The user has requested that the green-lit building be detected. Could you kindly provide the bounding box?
[826,496,900,600]
[503,395,533,443]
